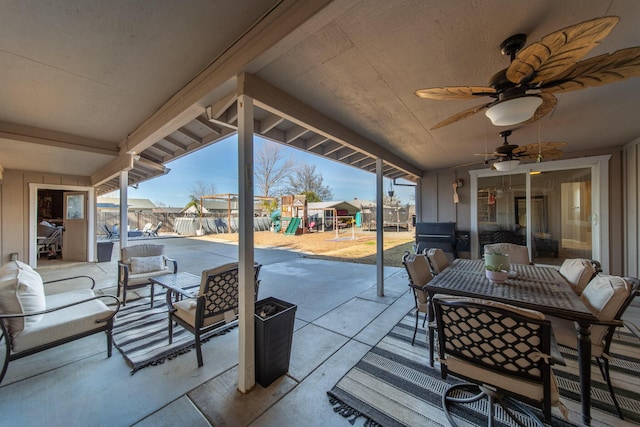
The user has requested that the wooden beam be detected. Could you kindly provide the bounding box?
[259,113,284,133]
[0,121,118,156]
[238,73,423,178]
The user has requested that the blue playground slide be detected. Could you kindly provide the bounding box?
[284,217,301,235]
[270,211,281,232]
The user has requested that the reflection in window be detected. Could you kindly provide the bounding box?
[66,194,85,220]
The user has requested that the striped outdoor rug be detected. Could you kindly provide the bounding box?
[112,285,234,373]
[328,311,640,426]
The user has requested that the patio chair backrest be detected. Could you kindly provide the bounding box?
[121,244,165,261]
[426,248,450,275]
[197,262,262,321]
[433,295,561,421]
[559,258,595,295]
[580,275,633,346]
[402,252,432,305]
[485,243,530,265]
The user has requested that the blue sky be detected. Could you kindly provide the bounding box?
[120,135,415,208]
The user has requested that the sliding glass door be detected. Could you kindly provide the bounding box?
[470,156,609,268]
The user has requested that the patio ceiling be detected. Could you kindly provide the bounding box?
[1,0,639,195]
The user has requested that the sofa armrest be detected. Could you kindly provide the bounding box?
[118,261,130,285]
[43,275,96,289]
[165,257,178,273]
[0,294,120,324]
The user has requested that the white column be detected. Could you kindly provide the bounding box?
[376,159,384,296]
[119,171,128,250]
[237,93,256,392]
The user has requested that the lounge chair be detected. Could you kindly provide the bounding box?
[149,222,162,237]
[141,223,153,237]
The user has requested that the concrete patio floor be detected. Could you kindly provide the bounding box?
[0,236,414,427]
[2,236,639,426]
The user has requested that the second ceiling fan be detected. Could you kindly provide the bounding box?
[461,130,566,171]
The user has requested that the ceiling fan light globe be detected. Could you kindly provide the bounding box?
[493,159,520,171]
[485,96,543,126]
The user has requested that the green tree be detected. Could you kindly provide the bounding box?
[285,164,332,200]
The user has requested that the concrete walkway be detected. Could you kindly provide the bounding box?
[0,236,413,427]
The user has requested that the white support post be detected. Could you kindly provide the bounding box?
[119,171,128,250]
[237,93,256,393]
[376,159,384,296]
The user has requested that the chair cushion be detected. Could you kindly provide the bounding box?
[559,259,595,295]
[404,254,433,288]
[126,267,173,286]
[485,243,530,265]
[11,288,114,353]
[580,275,631,344]
[446,356,563,408]
[121,244,165,262]
[173,298,236,328]
[130,255,165,274]
[427,248,450,274]
[0,261,46,338]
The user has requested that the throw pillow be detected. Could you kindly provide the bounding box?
[130,255,165,274]
[0,261,46,338]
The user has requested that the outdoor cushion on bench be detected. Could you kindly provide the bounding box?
[0,261,119,384]
[118,244,177,306]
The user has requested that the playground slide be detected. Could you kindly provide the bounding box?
[284,217,300,235]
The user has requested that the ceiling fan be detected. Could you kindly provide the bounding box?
[461,130,566,171]
[415,16,640,129]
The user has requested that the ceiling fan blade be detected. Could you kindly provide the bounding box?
[414,86,496,100]
[430,102,493,130]
[507,16,619,85]
[520,93,557,124]
[513,142,567,156]
[540,46,640,93]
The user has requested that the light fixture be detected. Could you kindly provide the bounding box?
[493,159,520,172]
[485,95,543,126]
[387,180,394,198]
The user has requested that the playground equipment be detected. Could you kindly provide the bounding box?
[279,195,307,236]
[270,211,281,233]
[195,193,277,235]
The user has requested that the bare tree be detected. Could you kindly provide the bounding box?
[254,141,294,197]
[184,181,217,212]
[285,163,332,201]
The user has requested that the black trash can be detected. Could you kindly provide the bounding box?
[255,297,297,387]
[96,241,114,262]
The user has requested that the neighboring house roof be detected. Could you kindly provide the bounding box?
[97,197,157,210]
[308,201,359,213]
[348,199,375,208]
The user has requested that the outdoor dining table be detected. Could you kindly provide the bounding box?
[423,258,597,425]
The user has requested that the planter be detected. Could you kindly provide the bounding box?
[486,269,508,284]
[484,253,510,272]
[255,297,297,387]
[96,241,114,263]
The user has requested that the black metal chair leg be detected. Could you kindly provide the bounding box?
[598,357,624,419]
[411,309,418,345]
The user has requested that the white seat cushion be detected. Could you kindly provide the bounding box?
[550,275,631,356]
[173,297,236,328]
[11,288,115,353]
[559,259,595,295]
[0,261,46,338]
[126,266,173,286]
